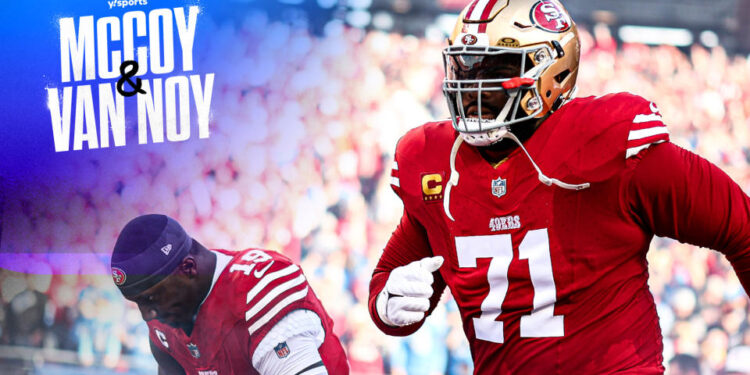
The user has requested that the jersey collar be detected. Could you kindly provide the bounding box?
[195,250,232,315]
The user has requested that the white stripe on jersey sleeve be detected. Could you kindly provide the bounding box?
[628,127,669,141]
[392,161,398,170]
[248,286,309,335]
[245,274,307,322]
[633,113,663,124]
[390,177,400,187]
[626,140,667,158]
[246,264,299,304]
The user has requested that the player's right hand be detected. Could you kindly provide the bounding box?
[375,256,444,327]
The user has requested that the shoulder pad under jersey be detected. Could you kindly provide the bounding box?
[389,121,457,202]
[537,92,670,181]
[565,92,669,159]
[223,249,308,336]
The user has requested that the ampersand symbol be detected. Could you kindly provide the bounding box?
[116,60,147,97]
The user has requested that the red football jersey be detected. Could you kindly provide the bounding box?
[148,248,348,375]
[369,93,750,374]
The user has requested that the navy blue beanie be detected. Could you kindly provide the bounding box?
[111,214,192,296]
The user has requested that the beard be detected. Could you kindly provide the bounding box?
[480,117,542,152]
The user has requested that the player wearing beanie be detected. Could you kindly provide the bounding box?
[111,214,348,375]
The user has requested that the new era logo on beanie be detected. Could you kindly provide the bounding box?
[161,244,173,255]
[111,214,192,297]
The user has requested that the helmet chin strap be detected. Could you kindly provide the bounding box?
[443,130,590,222]
[501,131,590,191]
[443,136,464,222]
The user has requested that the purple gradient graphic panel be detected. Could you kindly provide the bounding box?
[0,0,340,275]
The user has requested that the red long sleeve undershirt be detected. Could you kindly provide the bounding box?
[626,142,750,291]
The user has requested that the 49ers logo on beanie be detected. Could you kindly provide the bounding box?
[112,267,127,286]
[111,215,193,296]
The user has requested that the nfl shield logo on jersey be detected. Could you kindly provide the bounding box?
[187,343,200,358]
[492,177,507,198]
[274,342,291,358]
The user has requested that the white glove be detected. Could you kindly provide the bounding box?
[376,256,444,327]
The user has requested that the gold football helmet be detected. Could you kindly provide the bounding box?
[443,0,581,146]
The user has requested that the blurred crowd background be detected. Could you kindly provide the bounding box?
[3,2,750,375]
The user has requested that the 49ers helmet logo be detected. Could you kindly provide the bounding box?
[112,267,126,286]
[461,33,478,45]
[530,1,571,33]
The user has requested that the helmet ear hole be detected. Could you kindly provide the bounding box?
[545,90,552,98]
[555,70,571,84]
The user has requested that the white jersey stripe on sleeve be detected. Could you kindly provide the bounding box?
[391,177,400,187]
[247,286,309,336]
[633,114,663,124]
[628,127,669,141]
[392,161,398,170]
[246,264,299,305]
[626,140,667,158]
[246,274,307,322]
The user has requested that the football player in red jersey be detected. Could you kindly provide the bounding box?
[110,214,349,375]
[368,0,750,373]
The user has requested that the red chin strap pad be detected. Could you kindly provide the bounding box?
[501,77,535,90]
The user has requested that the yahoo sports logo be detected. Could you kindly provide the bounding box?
[108,0,148,9]
[112,267,127,286]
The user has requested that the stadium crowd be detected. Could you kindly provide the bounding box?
[2,13,750,375]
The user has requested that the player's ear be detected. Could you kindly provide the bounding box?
[178,256,198,278]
